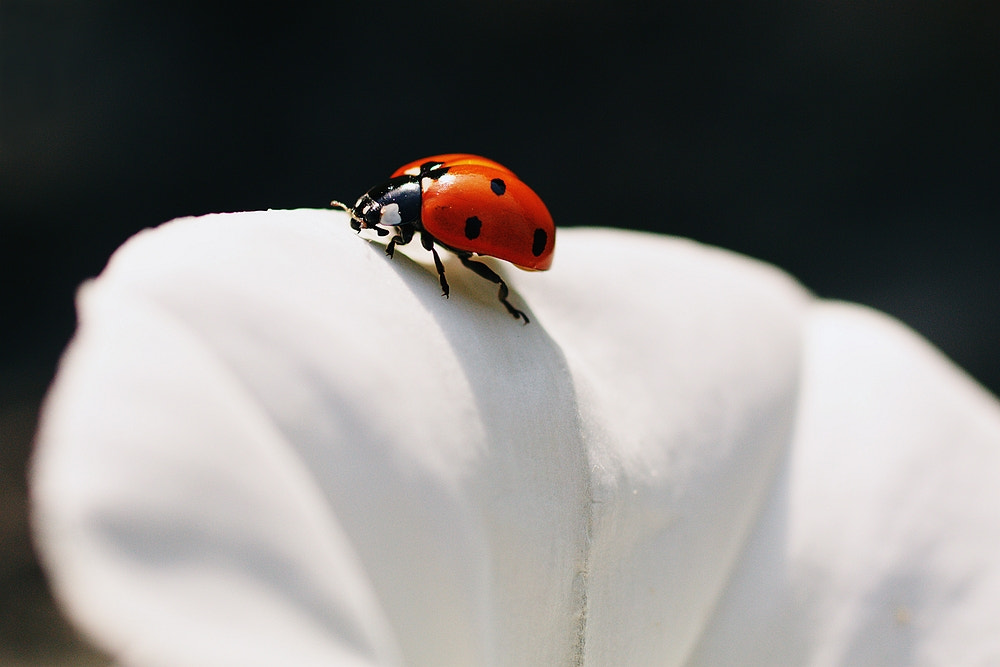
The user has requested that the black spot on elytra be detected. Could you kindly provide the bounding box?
[490,178,506,195]
[465,216,482,239]
[532,228,547,256]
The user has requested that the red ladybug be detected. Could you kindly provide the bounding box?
[331,153,554,323]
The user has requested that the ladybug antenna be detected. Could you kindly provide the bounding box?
[331,199,367,232]
[330,199,362,224]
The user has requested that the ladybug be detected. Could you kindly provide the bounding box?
[331,153,554,324]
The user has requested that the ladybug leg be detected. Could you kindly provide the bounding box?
[458,255,529,324]
[420,231,450,298]
[362,223,390,237]
[385,225,414,258]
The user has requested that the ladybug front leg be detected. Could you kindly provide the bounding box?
[458,255,529,324]
[420,231,449,298]
[385,224,414,258]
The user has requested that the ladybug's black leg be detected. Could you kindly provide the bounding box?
[420,231,449,298]
[385,225,414,258]
[458,255,529,324]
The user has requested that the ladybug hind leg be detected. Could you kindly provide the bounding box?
[458,255,529,324]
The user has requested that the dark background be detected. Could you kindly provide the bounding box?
[2,1,998,662]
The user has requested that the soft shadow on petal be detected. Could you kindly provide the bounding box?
[33,210,596,666]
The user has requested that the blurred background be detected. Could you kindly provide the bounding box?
[2,1,997,662]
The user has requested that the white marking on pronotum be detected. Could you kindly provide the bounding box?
[379,202,401,226]
[423,172,456,192]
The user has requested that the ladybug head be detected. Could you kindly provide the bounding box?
[330,193,382,232]
[348,193,380,231]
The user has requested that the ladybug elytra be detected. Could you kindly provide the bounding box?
[331,153,554,324]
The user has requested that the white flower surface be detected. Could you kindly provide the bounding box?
[32,209,1000,666]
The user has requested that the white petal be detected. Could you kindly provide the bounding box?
[686,302,1000,665]
[31,209,1000,666]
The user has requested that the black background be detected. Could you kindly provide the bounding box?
[2,1,998,661]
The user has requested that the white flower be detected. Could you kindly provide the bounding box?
[32,209,1000,665]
